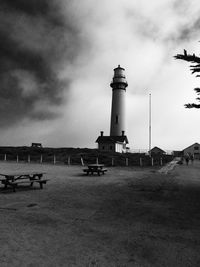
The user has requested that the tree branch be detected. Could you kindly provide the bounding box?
[174,50,200,64]
[185,103,200,108]
[194,88,200,94]
[175,47,200,109]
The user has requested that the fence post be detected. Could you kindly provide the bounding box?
[68,156,71,165]
[4,154,7,161]
[53,155,56,165]
[96,157,99,164]
[126,158,128,166]
[140,157,143,167]
[151,157,154,166]
[17,155,19,163]
[40,154,43,164]
[28,155,30,163]
[160,157,163,166]
[81,157,84,166]
[112,158,114,166]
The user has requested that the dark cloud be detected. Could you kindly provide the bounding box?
[1,0,50,16]
[166,0,200,43]
[0,0,81,127]
[177,17,200,42]
[125,9,159,41]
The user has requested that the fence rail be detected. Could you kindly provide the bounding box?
[0,153,173,167]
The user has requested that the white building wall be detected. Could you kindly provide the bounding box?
[115,143,122,153]
[115,142,127,153]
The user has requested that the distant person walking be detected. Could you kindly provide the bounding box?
[185,154,190,165]
[190,154,194,164]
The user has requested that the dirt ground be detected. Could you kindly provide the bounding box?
[0,160,200,267]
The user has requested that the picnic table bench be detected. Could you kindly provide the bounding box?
[0,172,48,192]
[83,164,107,176]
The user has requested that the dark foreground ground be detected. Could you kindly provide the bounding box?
[0,161,200,266]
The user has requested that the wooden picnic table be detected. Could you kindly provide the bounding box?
[83,164,107,176]
[0,171,48,192]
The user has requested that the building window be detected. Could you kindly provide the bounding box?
[110,146,113,150]
[115,115,118,124]
[102,146,105,150]
[194,146,199,150]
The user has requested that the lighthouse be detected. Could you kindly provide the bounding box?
[110,65,128,136]
[96,65,129,153]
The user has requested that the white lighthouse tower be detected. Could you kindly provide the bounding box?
[110,65,128,136]
[96,65,129,153]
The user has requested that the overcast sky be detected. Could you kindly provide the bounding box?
[1,0,200,151]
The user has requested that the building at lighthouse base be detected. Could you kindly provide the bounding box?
[96,131,128,153]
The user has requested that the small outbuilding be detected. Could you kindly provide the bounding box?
[31,143,42,148]
[149,146,166,156]
[173,150,183,157]
[182,142,200,159]
[96,131,128,153]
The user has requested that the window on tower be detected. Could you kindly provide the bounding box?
[115,115,118,124]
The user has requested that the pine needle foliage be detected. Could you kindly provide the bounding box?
[175,49,200,108]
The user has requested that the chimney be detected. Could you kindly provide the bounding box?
[100,131,104,137]
[122,131,125,136]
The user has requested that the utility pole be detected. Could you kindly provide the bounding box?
[149,93,151,157]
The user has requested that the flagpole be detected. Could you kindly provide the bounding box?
[149,93,151,156]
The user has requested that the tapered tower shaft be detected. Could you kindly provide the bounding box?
[110,65,128,136]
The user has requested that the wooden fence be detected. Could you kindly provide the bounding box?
[0,153,173,167]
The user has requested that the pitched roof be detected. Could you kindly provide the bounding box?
[96,135,129,144]
[150,146,166,153]
[183,142,200,151]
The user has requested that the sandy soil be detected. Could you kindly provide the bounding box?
[0,161,200,267]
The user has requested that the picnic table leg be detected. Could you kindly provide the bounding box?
[12,184,16,192]
[40,182,43,189]
[38,174,43,179]
[10,176,17,192]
